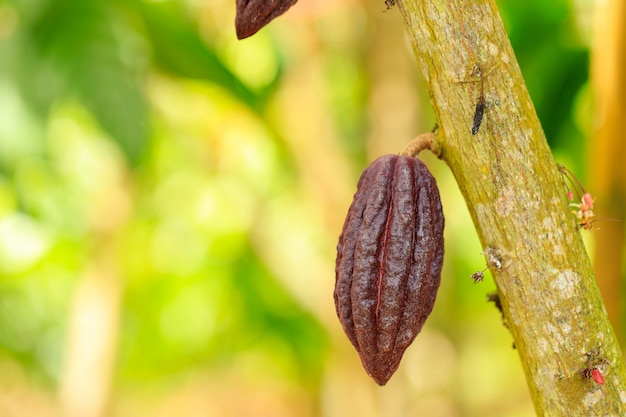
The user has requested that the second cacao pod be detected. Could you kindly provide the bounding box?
[235,0,298,39]
[334,154,444,385]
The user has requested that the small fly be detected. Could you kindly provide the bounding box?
[471,64,486,135]
[472,100,486,135]
[458,63,499,135]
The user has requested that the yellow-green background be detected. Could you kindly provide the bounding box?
[0,0,598,416]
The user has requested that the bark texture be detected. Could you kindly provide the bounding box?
[395,0,626,415]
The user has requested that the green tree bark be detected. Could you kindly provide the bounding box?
[396,0,626,415]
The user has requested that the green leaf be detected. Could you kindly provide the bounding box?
[135,0,265,110]
[25,0,149,164]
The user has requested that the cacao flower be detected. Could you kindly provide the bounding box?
[235,0,298,39]
[334,154,444,385]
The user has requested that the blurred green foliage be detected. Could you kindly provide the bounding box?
[0,0,593,415]
[1,0,326,382]
[501,0,590,169]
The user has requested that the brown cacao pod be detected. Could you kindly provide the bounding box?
[334,154,444,385]
[235,0,298,39]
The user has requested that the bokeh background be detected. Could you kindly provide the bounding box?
[0,0,613,416]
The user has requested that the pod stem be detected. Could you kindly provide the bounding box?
[399,127,441,159]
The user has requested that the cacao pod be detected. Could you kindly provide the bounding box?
[334,154,444,385]
[235,0,298,39]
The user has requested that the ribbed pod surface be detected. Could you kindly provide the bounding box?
[334,154,444,385]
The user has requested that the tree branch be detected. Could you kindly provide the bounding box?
[395,0,626,414]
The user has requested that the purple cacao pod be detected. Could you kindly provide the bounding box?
[235,0,298,39]
[334,154,444,385]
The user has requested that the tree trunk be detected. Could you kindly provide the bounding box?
[395,0,626,415]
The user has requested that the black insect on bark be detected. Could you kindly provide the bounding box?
[334,154,444,385]
[471,64,486,135]
[235,0,298,39]
[472,100,485,135]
